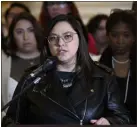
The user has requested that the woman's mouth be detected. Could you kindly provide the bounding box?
[23,43,32,47]
[57,49,67,55]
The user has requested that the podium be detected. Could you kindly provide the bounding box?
[7,125,137,127]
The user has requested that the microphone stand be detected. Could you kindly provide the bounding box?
[1,75,45,112]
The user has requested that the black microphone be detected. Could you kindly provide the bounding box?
[28,56,57,78]
[1,57,57,112]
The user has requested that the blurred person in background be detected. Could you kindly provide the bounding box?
[2,23,8,38]
[132,1,137,16]
[2,2,31,55]
[100,9,136,124]
[87,14,108,61]
[1,28,10,56]
[2,14,131,126]
[5,2,31,30]
[2,12,45,117]
[131,1,137,40]
[39,1,88,42]
[2,29,11,118]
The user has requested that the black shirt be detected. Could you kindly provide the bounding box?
[116,76,127,102]
[57,71,76,95]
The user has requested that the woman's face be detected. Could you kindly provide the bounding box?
[48,21,79,63]
[47,3,71,18]
[13,19,38,53]
[94,19,108,45]
[108,22,134,55]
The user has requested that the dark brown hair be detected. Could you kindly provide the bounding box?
[42,14,94,81]
[8,12,45,56]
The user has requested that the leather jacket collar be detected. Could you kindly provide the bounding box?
[31,66,105,114]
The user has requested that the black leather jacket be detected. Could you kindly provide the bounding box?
[2,62,131,126]
[100,47,136,124]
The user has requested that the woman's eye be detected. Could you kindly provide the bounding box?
[124,33,130,38]
[49,36,57,41]
[16,30,23,34]
[29,28,34,32]
[64,34,72,40]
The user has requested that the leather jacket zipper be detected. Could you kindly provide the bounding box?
[40,90,87,125]
[80,99,87,125]
[32,70,87,125]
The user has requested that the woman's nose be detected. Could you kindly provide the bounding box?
[117,35,124,45]
[58,37,65,46]
[23,32,29,40]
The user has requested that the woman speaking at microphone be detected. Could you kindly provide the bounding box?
[2,14,131,126]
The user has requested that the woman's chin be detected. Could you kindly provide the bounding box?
[57,56,69,63]
[58,57,67,61]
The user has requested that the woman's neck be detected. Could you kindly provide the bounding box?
[113,52,130,62]
[16,51,40,59]
[57,58,76,72]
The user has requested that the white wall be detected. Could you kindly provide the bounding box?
[75,2,132,24]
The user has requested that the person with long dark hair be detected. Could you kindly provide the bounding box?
[100,9,136,124]
[87,14,108,61]
[2,12,45,117]
[2,14,131,126]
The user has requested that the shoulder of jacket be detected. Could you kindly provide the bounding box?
[94,61,114,75]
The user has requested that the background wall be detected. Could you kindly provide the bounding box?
[1,1,133,24]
